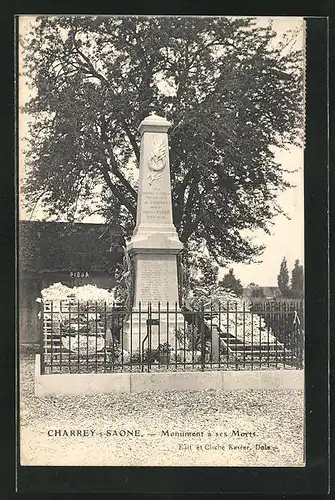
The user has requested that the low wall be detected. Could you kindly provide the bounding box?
[34,355,304,397]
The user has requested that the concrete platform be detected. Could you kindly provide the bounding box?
[34,355,304,396]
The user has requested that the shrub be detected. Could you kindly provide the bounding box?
[130,343,173,364]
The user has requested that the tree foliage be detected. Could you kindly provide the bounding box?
[277,257,304,298]
[193,255,219,289]
[290,258,304,298]
[277,257,290,297]
[219,268,243,296]
[250,287,265,298]
[21,16,304,268]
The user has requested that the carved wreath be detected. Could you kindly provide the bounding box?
[147,138,168,185]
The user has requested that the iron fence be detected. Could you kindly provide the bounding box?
[40,300,304,374]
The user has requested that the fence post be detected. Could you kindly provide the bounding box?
[148,303,152,373]
[297,302,304,369]
[211,323,220,363]
[39,301,44,375]
[200,304,205,372]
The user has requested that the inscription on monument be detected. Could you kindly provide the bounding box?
[136,257,178,305]
[141,189,172,223]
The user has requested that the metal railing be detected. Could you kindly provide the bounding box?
[40,300,304,374]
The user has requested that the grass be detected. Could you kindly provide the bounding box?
[19,352,305,467]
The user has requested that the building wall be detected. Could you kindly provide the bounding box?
[19,275,42,344]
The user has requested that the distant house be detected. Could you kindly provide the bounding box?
[243,285,282,300]
[19,220,124,344]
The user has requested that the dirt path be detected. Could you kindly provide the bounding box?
[20,354,304,467]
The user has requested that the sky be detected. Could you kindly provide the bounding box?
[18,16,305,287]
[218,144,304,286]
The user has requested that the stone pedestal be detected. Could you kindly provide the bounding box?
[123,113,184,353]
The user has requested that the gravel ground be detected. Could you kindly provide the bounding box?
[20,353,305,467]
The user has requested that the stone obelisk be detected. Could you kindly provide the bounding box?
[123,113,184,352]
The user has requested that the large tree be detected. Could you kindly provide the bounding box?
[20,16,304,270]
[290,258,304,298]
[277,257,290,297]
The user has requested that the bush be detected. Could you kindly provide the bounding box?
[130,343,173,364]
[174,325,202,350]
[106,343,130,363]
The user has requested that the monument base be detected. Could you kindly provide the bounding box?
[122,311,186,354]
